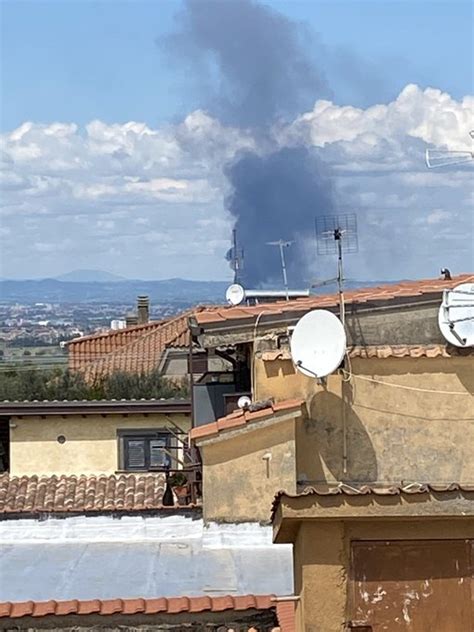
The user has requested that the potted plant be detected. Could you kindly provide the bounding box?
[168,472,189,505]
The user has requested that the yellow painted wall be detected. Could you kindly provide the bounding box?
[255,355,474,484]
[9,413,191,476]
[294,521,346,632]
[200,417,297,523]
[293,518,474,632]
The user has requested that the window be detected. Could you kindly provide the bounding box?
[118,430,172,471]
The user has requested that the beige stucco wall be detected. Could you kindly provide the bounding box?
[293,518,474,632]
[255,355,474,485]
[9,413,191,476]
[200,417,297,523]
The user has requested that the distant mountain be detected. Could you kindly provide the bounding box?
[0,278,230,304]
[0,277,400,304]
[55,270,126,283]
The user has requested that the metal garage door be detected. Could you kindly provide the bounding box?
[348,540,472,631]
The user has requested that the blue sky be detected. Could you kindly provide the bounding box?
[1,0,472,131]
[0,0,472,281]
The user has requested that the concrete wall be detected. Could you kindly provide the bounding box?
[200,418,297,523]
[9,413,191,476]
[255,355,474,485]
[161,351,189,378]
[294,518,474,632]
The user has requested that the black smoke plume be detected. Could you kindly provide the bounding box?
[225,148,333,285]
[165,0,334,286]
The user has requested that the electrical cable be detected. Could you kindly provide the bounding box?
[341,370,471,396]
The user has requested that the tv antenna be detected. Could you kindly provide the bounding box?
[314,213,358,325]
[425,130,474,169]
[266,240,294,301]
[227,229,244,284]
[438,282,474,347]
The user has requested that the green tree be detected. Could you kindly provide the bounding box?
[0,367,188,401]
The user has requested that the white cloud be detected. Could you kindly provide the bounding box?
[0,84,472,280]
[283,84,473,152]
[426,210,452,225]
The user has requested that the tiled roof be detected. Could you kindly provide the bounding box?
[68,309,201,380]
[0,595,296,631]
[195,274,474,327]
[271,482,474,521]
[347,344,474,358]
[261,344,474,362]
[0,473,198,514]
[190,399,304,441]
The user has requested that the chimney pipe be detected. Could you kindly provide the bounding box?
[137,295,150,325]
[125,312,138,327]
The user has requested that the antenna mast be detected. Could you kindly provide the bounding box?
[334,228,345,324]
[266,240,293,300]
[229,229,244,284]
[315,214,358,325]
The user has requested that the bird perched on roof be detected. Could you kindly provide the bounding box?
[441,268,452,280]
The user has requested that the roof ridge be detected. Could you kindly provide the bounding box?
[195,273,474,326]
[82,310,191,366]
[68,318,170,345]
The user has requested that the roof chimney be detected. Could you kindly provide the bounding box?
[137,295,150,325]
[125,312,138,327]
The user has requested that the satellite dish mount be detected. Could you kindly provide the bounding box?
[438,283,474,347]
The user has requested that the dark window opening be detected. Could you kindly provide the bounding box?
[0,417,10,473]
[192,344,252,426]
[188,351,208,375]
[119,430,172,471]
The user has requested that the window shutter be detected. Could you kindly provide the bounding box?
[150,437,170,468]
[126,439,146,469]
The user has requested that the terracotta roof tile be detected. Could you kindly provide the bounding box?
[68,307,218,381]
[0,594,296,631]
[271,482,474,521]
[0,473,198,515]
[262,345,474,361]
[347,344,474,358]
[195,274,474,327]
[276,602,297,632]
[190,399,304,441]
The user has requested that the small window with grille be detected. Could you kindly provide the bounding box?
[118,430,172,471]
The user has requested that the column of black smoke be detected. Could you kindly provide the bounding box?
[165,0,334,286]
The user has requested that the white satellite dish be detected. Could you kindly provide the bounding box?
[226,283,246,306]
[438,282,474,347]
[237,395,252,409]
[290,309,347,378]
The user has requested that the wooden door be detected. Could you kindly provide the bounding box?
[348,540,472,631]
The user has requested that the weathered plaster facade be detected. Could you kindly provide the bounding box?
[255,355,474,486]
[198,413,300,523]
[9,413,190,476]
[273,489,474,632]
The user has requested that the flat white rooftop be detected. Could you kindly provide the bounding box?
[0,514,293,601]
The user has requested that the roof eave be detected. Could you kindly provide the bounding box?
[0,399,191,417]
